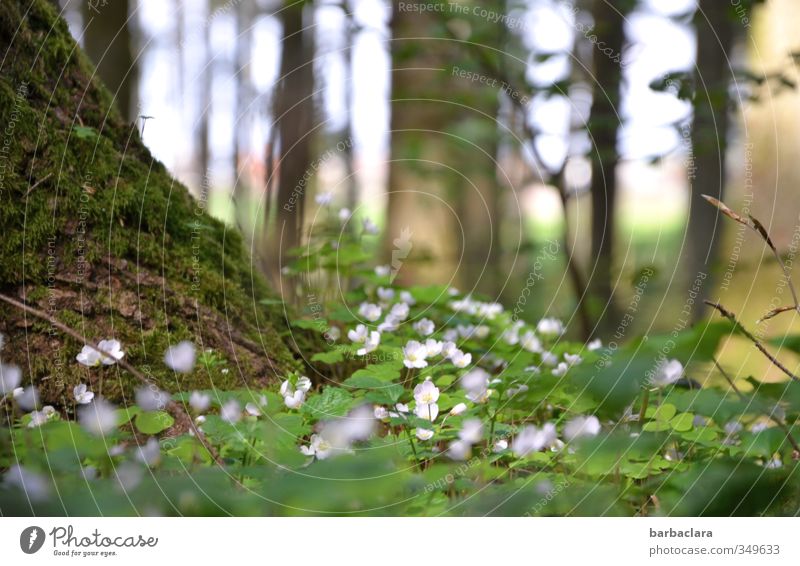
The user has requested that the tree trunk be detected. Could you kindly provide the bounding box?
[388,4,501,294]
[267,2,316,280]
[0,0,301,406]
[686,0,736,320]
[587,0,626,328]
[81,0,136,122]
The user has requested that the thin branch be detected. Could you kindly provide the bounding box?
[0,292,222,464]
[713,356,800,455]
[705,300,800,383]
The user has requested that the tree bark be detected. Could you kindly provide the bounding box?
[388,4,501,294]
[0,0,301,407]
[268,2,316,280]
[81,0,136,122]
[587,0,627,328]
[686,0,736,320]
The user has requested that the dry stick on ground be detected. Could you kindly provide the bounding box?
[705,300,800,384]
[0,291,223,465]
[712,356,800,455]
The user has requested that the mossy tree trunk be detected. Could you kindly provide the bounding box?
[0,0,302,407]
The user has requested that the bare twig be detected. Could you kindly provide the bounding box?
[705,300,800,383]
[0,292,222,464]
[713,356,800,455]
[24,173,53,197]
[703,195,800,317]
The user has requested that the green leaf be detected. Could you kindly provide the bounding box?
[349,360,403,383]
[135,411,174,435]
[646,403,676,422]
[302,387,354,419]
[670,412,694,432]
[311,349,344,364]
[643,420,671,432]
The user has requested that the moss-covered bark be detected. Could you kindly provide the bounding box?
[0,0,303,405]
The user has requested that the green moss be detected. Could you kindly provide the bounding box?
[0,0,306,405]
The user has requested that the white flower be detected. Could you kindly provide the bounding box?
[449,349,472,368]
[520,331,542,353]
[363,217,379,235]
[551,362,569,377]
[390,302,410,320]
[563,415,601,441]
[587,338,603,351]
[377,287,395,302]
[297,376,312,392]
[459,418,483,444]
[284,389,305,409]
[301,434,334,460]
[76,339,124,367]
[98,339,125,365]
[374,405,389,419]
[12,387,23,398]
[392,402,410,415]
[403,340,429,369]
[73,383,94,404]
[443,329,459,342]
[415,428,434,441]
[245,402,261,417]
[461,368,490,403]
[414,379,440,405]
[537,318,564,336]
[338,207,352,222]
[541,351,558,366]
[651,359,683,388]
[441,341,458,358]
[765,457,783,469]
[724,421,743,436]
[375,265,390,277]
[413,318,435,337]
[220,400,242,423]
[28,406,56,428]
[324,326,341,342]
[399,291,416,305]
[0,363,21,395]
[493,439,508,452]
[473,325,490,339]
[424,339,443,357]
[164,341,196,373]
[377,316,400,332]
[358,302,382,322]
[503,328,520,345]
[189,391,211,413]
[357,331,381,356]
[136,387,170,412]
[447,439,471,461]
[79,399,119,436]
[414,402,439,422]
[449,402,468,416]
[76,345,101,367]
[564,353,582,366]
[135,438,161,467]
[4,465,50,502]
[348,324,369,343]
[16,386,39,411]
[457,324,475,339]
[512,423,557,457]
[315,192,333,206]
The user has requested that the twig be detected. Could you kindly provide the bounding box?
[705,300,800,383]
[0,291,222,464]
[24,173,52,197]
[713,356,800,455]
[703,195,800,318]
